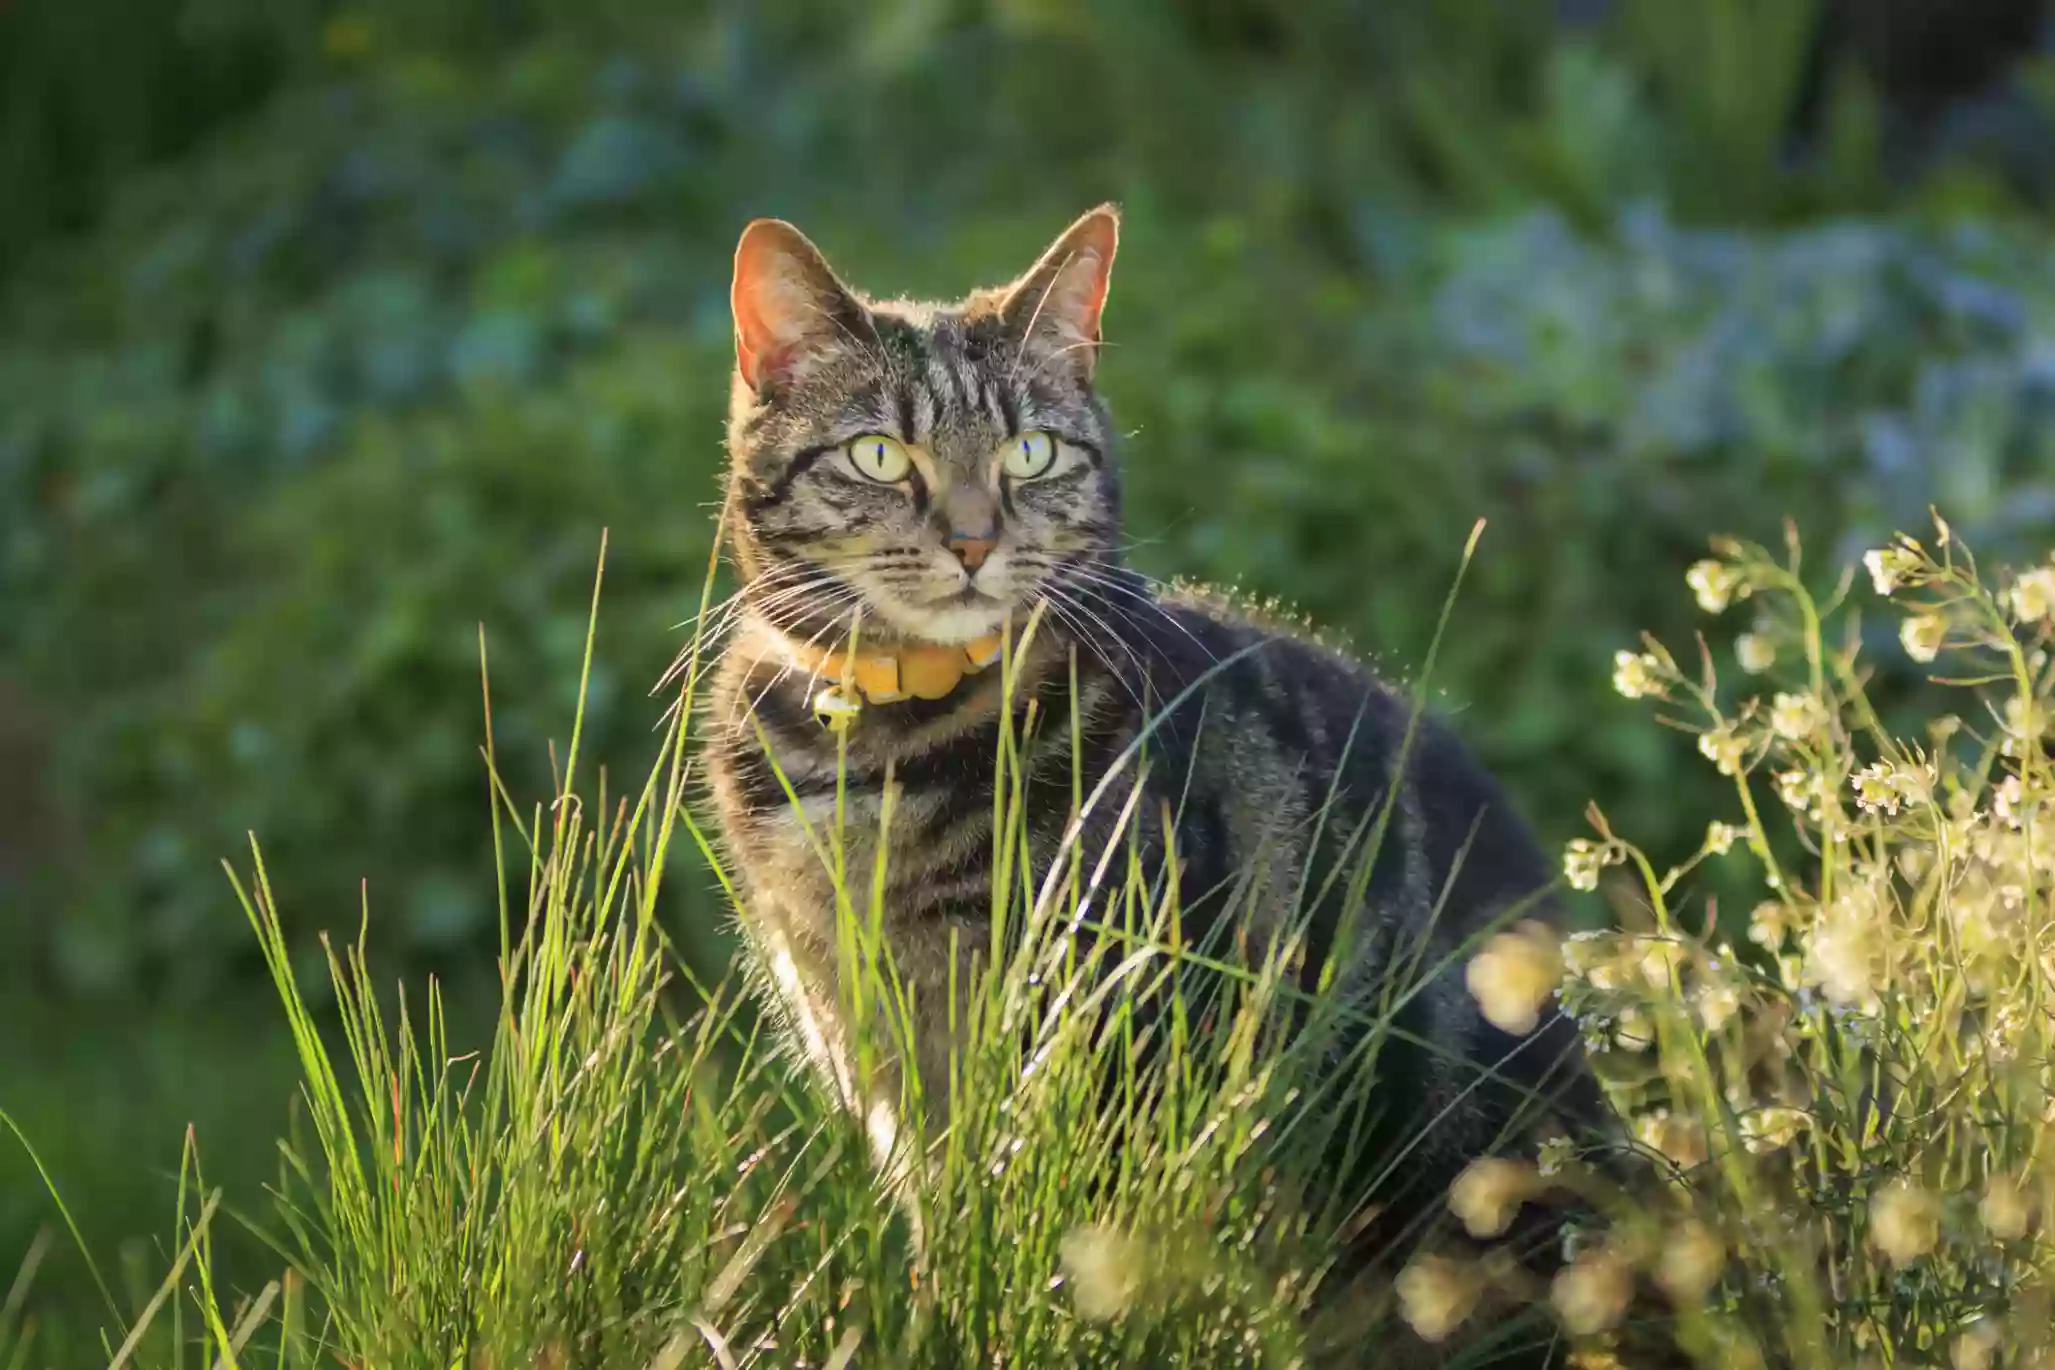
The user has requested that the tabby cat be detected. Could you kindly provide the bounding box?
[703,205,1594,1357]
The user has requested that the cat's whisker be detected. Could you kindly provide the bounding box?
[666,557,822,642]
[656,567,843,694]
[1034,584,1152,710]
[1033,590,1147,715]
[663,577,853,700]
[656,579,850,726]
[1021,336,1114,388]
[1005,247,1083,387]
[1060,565,1219,664]
[738,597,863,727]
[731,583,859,661]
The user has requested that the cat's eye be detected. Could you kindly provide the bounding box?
[845,434,912,484]
[1002,431,1059,480]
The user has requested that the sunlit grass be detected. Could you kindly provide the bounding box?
[18,515,2053,1367]
[6,522,1566,1368]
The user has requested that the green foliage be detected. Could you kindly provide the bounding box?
[12,0,2055,1357]
[11,0,2055,287]
[9,28,2055,990]
[0,0,282,268]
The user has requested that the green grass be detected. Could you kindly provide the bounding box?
[19,519,2055,1368]
[0,988,295,1368]
[7,526,1589,1367]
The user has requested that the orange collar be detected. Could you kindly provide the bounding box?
[783,629,1007,728]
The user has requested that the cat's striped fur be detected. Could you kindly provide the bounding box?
[702,207,1594,1336]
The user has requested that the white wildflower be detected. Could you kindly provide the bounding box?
[1852,762,1902,815]
[1059,1223,1140,1321]
[1697,724,1750,776]
[2002,694,2047,752]
[1769,692,1827,741]
[1693,979,1741,1032]
[1536,1134,1577,1179]
[1551,1248,1632,1336]
[1735,631,1776,674]
[1561,838,1611,893]
[1853,759,1934,815]
[1613,1008,1655,1052]
[1901,612,1947,663]
[1657,1221,1724,1303]
[1740,1106,1807,1155]
[1870,1179,1941,1266]
[1396,1255,1478,1343]
[1981,1177,2033,1241]
[1448,1157,1536,1239]
[2009,564,2055,624]
[1775,769,1819,817]
[1805,893,1889,1012]
[1687,559,1743,614]
[1747,900,1796,952]
[1865,545,1916,596]
[1993,772,2026,823]
[1954,1322,2003,1370]
[1636,1109,1709,1170]
[1465,921,1564,1035]
[1637,938,1688,990]
[1612,649,1664,700]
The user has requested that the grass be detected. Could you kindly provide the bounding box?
[7,521,1579,1368]
[11,514,2055,1367]
[0,984,306,1368]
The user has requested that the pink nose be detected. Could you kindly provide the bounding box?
[949,532,996,572]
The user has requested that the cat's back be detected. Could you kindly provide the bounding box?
[1137,586,1587,1273]
[1118,581,1555,921]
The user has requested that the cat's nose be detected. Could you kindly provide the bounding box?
[948,529,997,572]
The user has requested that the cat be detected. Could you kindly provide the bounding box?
[702,205,1596,1361]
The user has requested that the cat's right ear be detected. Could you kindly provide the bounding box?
[731,219,867,392]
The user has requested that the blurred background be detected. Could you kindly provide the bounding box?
[8,0,2055,1352]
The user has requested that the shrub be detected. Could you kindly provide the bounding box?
[9,39,2055,991]
[1461,519,2055,1363]
[1115,207,2055,929]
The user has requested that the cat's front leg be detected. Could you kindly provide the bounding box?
[747,904,931,1250]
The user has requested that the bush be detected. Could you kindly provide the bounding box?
[13,0,2055,276]
[1108,206,2055,928]
[1494,520,2055,1363]
[9,35,2055,989]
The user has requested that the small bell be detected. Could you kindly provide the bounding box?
[812,683,863,732]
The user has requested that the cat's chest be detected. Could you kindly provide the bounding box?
[711,719,980,895]
[704,649,1136,935]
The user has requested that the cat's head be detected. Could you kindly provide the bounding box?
[724,206,1122,647]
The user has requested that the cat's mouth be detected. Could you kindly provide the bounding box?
[925,585,1002,608]
[891,584,1013,646]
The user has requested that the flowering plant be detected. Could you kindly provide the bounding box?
[1423,519,2055,1366]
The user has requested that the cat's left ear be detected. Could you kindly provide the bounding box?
[998,203,1119,379]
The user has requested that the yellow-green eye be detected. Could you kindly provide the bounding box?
[846,434,912,483]
[1003,431,1058,480]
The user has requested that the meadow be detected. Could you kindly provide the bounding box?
[13,521,2055,1367]
[8,1,2055,1364]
